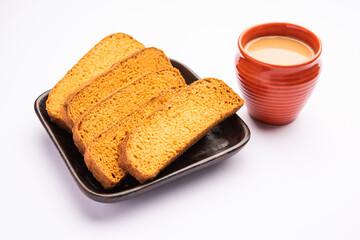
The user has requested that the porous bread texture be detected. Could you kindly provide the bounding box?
[84,86,185,189]
[73,68,186,154]
[61,47,173,129]
[46,33,145,129]
[118,78,244,183]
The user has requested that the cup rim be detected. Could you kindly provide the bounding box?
[237,22,322,68]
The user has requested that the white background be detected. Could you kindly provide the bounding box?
[1,0,360,239]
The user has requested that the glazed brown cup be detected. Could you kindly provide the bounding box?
[235,22,322,125]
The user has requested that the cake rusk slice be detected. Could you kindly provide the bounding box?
[118,78,244,183]
[73,68,186,154]
[61,47,173,129]
[84,86,185,189]
[46,33,145,129]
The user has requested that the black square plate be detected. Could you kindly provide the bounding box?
[34,59,251,203]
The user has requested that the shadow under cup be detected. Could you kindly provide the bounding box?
[235,22,322,125]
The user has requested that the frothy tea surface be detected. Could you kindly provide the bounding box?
[244,36,315,66]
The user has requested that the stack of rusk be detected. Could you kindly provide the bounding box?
[46,33,244,189]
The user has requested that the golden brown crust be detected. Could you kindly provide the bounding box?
[71,79,132,155]
[59,82,85,130]
[59,48,141,130]
[72,68,185,155]
[118,105,241,184]
[118,135,149,183]
[118,78,244,183]
[61,47,171,129]
[71,78,132,155]
[83,86,185,189]
[46,33,144,129]
[72,119,87,155]
[48,113,71,132]
[84,144,122,189]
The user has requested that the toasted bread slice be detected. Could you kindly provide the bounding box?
[61,47,173,129]
[46,33,144,129]
[84,86,184,189]
[73,68,186,154]
[118,78,244,183]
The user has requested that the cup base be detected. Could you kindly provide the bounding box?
[248,113,297,126]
